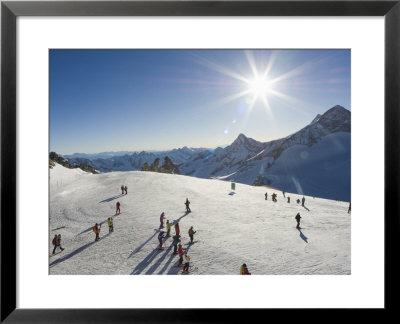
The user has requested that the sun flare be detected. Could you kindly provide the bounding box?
[247,77,272,98]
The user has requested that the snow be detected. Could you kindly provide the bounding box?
[50,163,351,275]
[264,132,351,201]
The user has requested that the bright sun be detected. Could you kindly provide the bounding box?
[247,77,272,98]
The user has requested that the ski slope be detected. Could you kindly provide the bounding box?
[49,163,351,275]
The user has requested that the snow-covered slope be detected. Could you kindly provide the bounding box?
[49,163,351,275]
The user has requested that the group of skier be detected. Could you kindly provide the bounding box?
[156,209,197,274]
[155,199,197,274]
[265,191,306,206]
[121,185,128,195]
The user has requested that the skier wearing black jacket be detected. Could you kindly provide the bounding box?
[295,213,301,228]
[185,198,191,213]
[172,234,181,254]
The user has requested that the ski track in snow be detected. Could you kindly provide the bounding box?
[49,163,351,275]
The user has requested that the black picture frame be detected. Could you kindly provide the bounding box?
[1,0,399,322]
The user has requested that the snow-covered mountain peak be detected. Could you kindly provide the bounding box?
[230,133,262,149]
[322,105,350,120]
[231,133,249,146]
[310,114,322,125]
[313,105,350,133]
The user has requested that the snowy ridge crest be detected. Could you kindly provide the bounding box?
[57,105,350,201]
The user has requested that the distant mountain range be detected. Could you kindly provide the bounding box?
[60,105,351,201]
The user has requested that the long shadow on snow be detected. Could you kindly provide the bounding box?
[49,233,110,268]
[302,206,310,211]
[157,248,178,274]
[165,240,195,275]
[130,235,173,275]
[297,228,308,243]
[156,235,183,274]
[99,194,124,203]
[128,229,160,258]
[130,245,167,275]
[128,212,187,258]
[145,241,175,275]
[170,212,189,227]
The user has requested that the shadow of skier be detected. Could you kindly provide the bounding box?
[303,206,310,211]
[130,247,165,275]
[297,228,308,243]
[170,212,189,226]
[145,242,175,274]
[128,229,159,258]
[164,239,196,275]
[99,194,124,203]
[228,191,236,196]
[49,233,110,268]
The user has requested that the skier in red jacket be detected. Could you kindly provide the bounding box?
[116,201,120,215]
[178,244,185,267]
[240,263,251,275]
[174,222,180,236]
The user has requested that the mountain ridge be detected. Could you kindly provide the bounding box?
[54,105,351,201]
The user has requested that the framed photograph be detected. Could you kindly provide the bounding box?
[1,0,399,322]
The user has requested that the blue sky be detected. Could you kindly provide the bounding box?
[50,49,350,154]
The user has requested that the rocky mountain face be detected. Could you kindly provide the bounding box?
[49,152,98,174]
[141,156,180,174]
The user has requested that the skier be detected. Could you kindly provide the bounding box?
[121,185,124,195]
[296,199,300,204]
[295,213,301,228]
[159,212,166,229]
[264,192,268,200]
[283,191,285,197]
[178,244,185,267]
[174,222,180,236]
[240,263,251,275]
[124,185,128,195]
[172,234,181,254]
[348,202,351,214]
[188,226,197,243]
[157,231,164,249]
[301,196,305,207]
[51,234,58,254]
[93,223,101,241]
[116,201,120,215]
[52,234,64,254]
[182,254,191,274]
[287,197,290,203]
[272,193,277,202]
[165,220,171,237]
[185,198,191,213]
[107,217,114,233]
